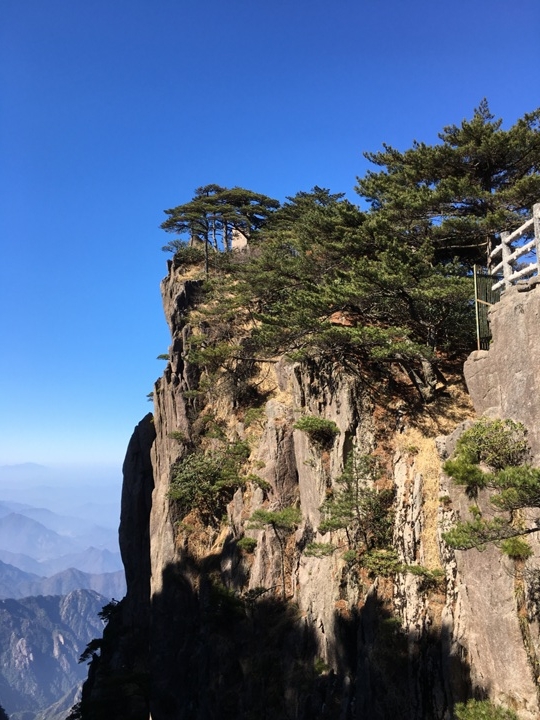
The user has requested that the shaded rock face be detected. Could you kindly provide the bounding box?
[120,412,155,627]
[457,285,540,718]
[73,414,156,720]
[83,264,540,719]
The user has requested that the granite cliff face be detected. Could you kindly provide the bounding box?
[464,284,540,461]
[78,265,540,720]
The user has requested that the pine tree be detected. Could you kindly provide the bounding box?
[161,184,279,255]
[159,105,540,402]
[357,100,540,267]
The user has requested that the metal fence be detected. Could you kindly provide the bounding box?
[473,268,501,350]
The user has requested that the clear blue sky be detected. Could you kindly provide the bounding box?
[1,0,539,471]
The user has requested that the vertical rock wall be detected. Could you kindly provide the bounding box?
[459,284,540,718]
[106,267,540,720]
[139,264,472,719]
[464,284,540,461]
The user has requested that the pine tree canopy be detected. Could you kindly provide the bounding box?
[161,184,280,252]
[356,99,540,266]
[160,103,540,401]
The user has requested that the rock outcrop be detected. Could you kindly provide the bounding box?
[78,264,540,720]
[464,284,540,461]
[457,284,540,718]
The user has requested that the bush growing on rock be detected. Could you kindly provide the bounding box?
[443,418,540,556]
[293,416,340,450]
[454,699,518,720]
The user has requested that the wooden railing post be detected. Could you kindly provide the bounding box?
[534,203,540,276]
[501,231,511,291]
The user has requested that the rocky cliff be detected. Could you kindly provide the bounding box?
[76,264,540,720]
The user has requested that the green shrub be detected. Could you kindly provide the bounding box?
[246,474,272,493]
[187,339,235,372]
[319,453,393,552]
[244,406,266,428]
[454,699,518,720]
[443,419,529,498]
[163,240,206,265]
[454,418,529,470]
[304,542,335,558]
[168,430,188,444]
[443,418,540,555]
[361,548,402,577]
[499,536,533,560]
[78,637,103,664]
[406,565,445,589]
[168,443,247,524]
[182,389,206,399]
[228,439,251,462]
[342,549,358,564]
[360,550,444,587]
[443,515,509,551]
[237,536,257,553]
[314,657,330,675]
[293,416,340,449]
[250,506,302,531]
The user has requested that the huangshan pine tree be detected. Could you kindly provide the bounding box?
[161,103,540,401]
[356,99,540,266]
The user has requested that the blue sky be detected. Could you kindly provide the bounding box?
[1,0,539,472]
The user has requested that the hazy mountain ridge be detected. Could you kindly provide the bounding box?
[0,470,125,717]
[0,494,122,579]
[0,559,125,600]
[0,511,118,557]
[0,513,85,561]
[0,503,118,547]
[0,546,122,577]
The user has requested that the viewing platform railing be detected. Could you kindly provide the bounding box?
[489,203,540,292]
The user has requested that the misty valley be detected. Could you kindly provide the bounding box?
[0,464,124,720]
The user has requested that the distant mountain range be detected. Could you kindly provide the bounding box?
[0,543,122,576]
[0,466,125,718]
[0,589,109,720]
[0,496,123,586]
[0,559,125,600]
[0,502,119,549]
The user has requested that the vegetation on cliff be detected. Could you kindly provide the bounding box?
[70,103,540,720]
[169,438,250,526]
[443,417,540,557]
[162,102,540,403]
[455,699,518,720]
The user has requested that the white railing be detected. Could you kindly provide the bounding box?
[489,203,540,292]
